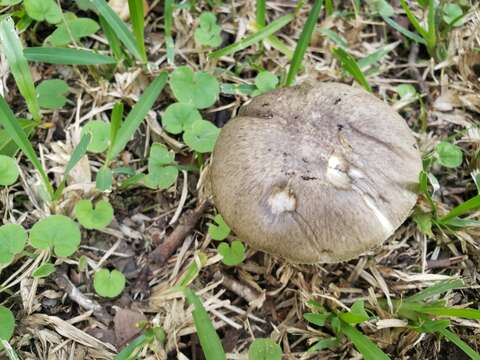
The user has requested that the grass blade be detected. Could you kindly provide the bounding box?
[0,96,53,198]
[425,0,436,56]
[114,334,148,360]
[164,0,174,64]
[0,17,41,122]
[256,0,266,28]
[439,195,480,222]
[357,41,399,70]
[285,0,323,86]
[325,0,334,16]
[331,47,372,92]
[399,0,428,38]
[89,0,143,62]
[107,72,168,162]
[184,288,227,360]
[24,47,116,65]
[1,340,21,360]
[439,328,480,360]
[209,13,294,59]
[53,133,91,200]
[381,15,426,45]
[99,16,124,61]
[110,101,123,148]
[340,321,390,360]
[410,305,480,320]
[0,119,36,156]
[406,279,464,303]
[128,0,147,62]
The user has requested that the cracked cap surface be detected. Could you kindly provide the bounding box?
[210,82,422,263]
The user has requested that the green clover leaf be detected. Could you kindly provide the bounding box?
[183,120,220,153]
[0,155,19,186]
[218,240,246,266]
[435,142,463,168]
[46,17,100,46]
[74,199,114,230]
[208,214,231,241]
[30,215,81,257]
[254,71,279,95]
[32,263,56,278]
[248,338,282,360]
[36,79,69,110]
[147,143,178,189]
[81,120,111,153]
[169,66,220,109]
[395,84,417,100]
[94,268,126,298]
[443,4,464,27]
[0,224,27,265]
[0,306,15,341]
[194,12,222,48]
[162,103,202,135]
[24,0,62,24]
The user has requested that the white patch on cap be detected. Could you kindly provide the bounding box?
[268,189,296,214]
[361,194,394,235]
[326,154,351,189]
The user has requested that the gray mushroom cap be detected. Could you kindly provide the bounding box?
[210,82,422,264]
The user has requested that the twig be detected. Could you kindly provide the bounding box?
[214,271,265,308]
[408,44,433,104]
[53,270,112,325]
[149,200,210,265]
[131,200,210,300]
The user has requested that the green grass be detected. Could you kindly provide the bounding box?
[285,0,323,86]
[209,13,294,59]
[90,0,144,62]
[24,47,116,65]
[331,47,372,92]
[0,96,53,199]
[106,72,168,162]
[0,17,41,122]
[128,0,148,63]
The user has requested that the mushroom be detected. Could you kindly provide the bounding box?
[209,82,422,264]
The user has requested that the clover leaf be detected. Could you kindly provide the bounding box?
[0,306,15,341]
[93,268,126,298]
[169,66,220,109]
[36,79,69,110]
[218,240,246,266]
[0,155,19,186]
[162,103,202,134]
[147,143,178,189]
[208,214,231,241]
[30,215,81,257]
[24,0,62,24]
[254,71,279,95]
[74,199,114,230]
[32,263,56,278]
[395,84,417,100]
[183,120,220,153]
[435,142,463,168]
[81,120,111,153]
[46,17,100,46]
[0,0,22,5]
[443,4,464,27]
[194,12,222,48]
[248,338,282,360]
[0,224,27,265]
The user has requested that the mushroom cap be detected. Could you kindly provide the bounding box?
[210,82,422,264]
